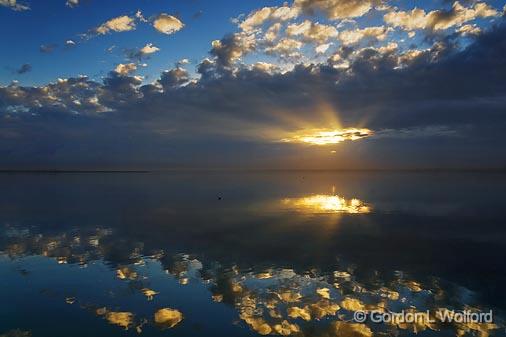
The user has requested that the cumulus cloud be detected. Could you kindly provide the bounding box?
[211,33,256,67]
[252,62,279,73]
[264,23,282,42]
[65,40,76,48]
[338,26,391,45]
[239,5,300,32]
[126,43,160,62]
[265,38,303,58]
[315,43,332,54]
[114,63,137,76]
[0,76,108,115]
[176,58,190,67]
[294,0,377,20]
[153,14,184,35]
[158,68,189,89]
[16,64,31,74]
[384,2,498,31]
[96,15,136,35]
[1,20,506,169]
[140,43,160,55]
[286,20,338,43]
[457,24,482,36]
[0,0,29,11]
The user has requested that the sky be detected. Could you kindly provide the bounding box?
[0,0,505,169]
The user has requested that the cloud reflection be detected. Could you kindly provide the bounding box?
[0,224,502,337]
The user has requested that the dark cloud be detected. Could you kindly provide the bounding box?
[16,63,31,74]
[1,22,506,169]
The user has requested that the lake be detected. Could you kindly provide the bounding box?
[0,172,505,337]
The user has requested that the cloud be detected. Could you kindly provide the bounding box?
[135,10,147,23]
[0,0,29,11]
[153,14,184,35]
[16,64,32,74]
[0,76,108,115]
[286,20,338,43]
[315,43,332,54]
[66,0,79,8]
[176,58,190,67]
[158,68,189,89]
[96,15,136,35]
[338,26,391,45]
[114,63,137,76]
[40,44,57,53]
[126,43,160,62]
[457,24,482,36]
[84,12,183,40]
[211,33,256,67]
[265,38,303,58]
[252,62,279,74]
[239,5,300,32]
[384,2,499,31]
[294,0,377,20]
[1,22,506,168]
[140,43,160,55]
[264,23,282,42]
[65,40,76,48]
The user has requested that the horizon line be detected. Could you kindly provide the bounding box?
[0,167,505,174]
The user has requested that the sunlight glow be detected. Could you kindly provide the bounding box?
[282,195,371,214]
[281,128,373,145]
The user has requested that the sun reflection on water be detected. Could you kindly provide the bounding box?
[281,194,372,214]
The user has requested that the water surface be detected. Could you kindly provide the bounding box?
[0,172,505,337]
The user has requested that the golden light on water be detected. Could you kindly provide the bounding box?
[281,195,372,214]
[281,128,373,145]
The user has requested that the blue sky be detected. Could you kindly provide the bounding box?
[0,0,283,85]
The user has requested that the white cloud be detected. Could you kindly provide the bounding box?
[315,43,332,54]
[265,38,303,56]
[177,58,190,66]
[0,0,29,11]
[66,0,79,8]
[96,15,136,35]
[239,5,300,32]
[153,14,184,35]
[457,24,481,36]
[294,0,376,20]
[140,43,160,55]
[115,63,137,76]
[338,26,390,45]
[286,20,338,43]
[252,62,279,73]
[264,23,282,42]
[384,2,498,31]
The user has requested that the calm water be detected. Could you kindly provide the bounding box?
[0,172,505,337]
